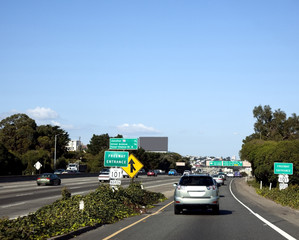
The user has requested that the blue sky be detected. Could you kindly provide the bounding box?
[1,1,298,158]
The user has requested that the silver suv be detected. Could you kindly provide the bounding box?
[173,174,219,214]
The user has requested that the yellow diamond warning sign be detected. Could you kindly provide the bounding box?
[122,154,143,178]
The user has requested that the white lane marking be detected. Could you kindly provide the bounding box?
[16,193,33,197]
[229,179,297,240]
[1,202,27,208]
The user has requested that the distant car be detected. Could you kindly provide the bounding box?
[168,169,178,176]
[123,170,139,178]
[212,174,224,186]
[37,173,61,186]
[173,174,219,214]
[155,169,165,174]
[183,170,191,175]
[98,168,110,182]
[234,171,242,178]
[227,172,234,178]
[218,172,226,180]
[54,169,65,174]
[138,169,146,174]
[147,170,158,177]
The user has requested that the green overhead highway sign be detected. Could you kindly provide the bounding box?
[109,138,138,150]
[209,161,243,167]
[209,161,222,166]
[274,162,293,175]
[104,151,129,167]
[223,161,243,167]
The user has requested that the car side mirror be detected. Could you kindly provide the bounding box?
[173,183,178,187]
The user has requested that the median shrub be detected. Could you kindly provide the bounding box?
[0,182,166,240]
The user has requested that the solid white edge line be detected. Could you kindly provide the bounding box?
[229,179,297,240]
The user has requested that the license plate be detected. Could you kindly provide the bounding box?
[188,191,204,197]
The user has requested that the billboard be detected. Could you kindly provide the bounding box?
[139,137,168,152]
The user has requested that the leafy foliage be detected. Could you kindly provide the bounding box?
[240,139,299,185]
[248,181,299,209]
[0,114,70,175]
[0,144,23,175]
[0,114,37,154]
[241,105,299,186]
[0,183,166,240]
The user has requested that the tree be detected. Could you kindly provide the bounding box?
[87,134,123,155]
[0,114,37,154]
[0,143,23,175]
[244,105,299,144]
[36,124,70,161]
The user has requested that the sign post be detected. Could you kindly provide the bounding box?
[274,163,293,190]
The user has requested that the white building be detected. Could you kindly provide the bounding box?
[66,140,82,151]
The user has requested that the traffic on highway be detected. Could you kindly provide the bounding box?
[0,173,298,240]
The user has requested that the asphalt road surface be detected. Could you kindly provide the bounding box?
[1,176,298,240]
[73,178,299,240]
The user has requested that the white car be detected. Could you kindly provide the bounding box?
[227,172,234,178]
[98,168,110,182]
[173,174,220,214]
[183,170,191,175]
[212,174,224,186]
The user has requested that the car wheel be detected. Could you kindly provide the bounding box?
[174,205,181,215]
[37,183,40,186]
[212,205,219,215]
[58,180,61,185]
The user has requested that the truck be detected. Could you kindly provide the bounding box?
[66,163,87,173]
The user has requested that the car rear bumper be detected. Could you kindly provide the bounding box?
[174,196,219,206]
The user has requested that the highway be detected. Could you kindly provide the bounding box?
[0,175,178,219]
[1,176,298,240]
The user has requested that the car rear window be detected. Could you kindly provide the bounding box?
[179,176,214,186]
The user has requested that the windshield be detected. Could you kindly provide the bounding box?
[179,176,214,186]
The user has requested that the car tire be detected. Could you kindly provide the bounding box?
[37,183,40,186]
[212,205,219,215]
[174,205,181,215]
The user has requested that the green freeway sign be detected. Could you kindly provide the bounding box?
[209,161,243,167]
[109,138,138,150]
[104,151,129,167]
[209,161,222,166]
[223,161,243,167]
[274,162,293,175]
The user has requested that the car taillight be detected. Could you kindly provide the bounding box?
[46,178,50,180]
[37,178,40,180]
[207,185,216,190]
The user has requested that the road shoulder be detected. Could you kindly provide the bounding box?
[233,178,299,228]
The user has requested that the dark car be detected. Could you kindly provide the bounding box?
[37,173,61,186]
[147,170,158,177]
[54,169,65,174]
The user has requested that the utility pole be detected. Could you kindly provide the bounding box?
[54,134,58,170]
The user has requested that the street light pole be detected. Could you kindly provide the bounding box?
[54,134,58,170]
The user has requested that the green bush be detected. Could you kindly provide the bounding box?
[249,180,299,209]
[0,182,166,240]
